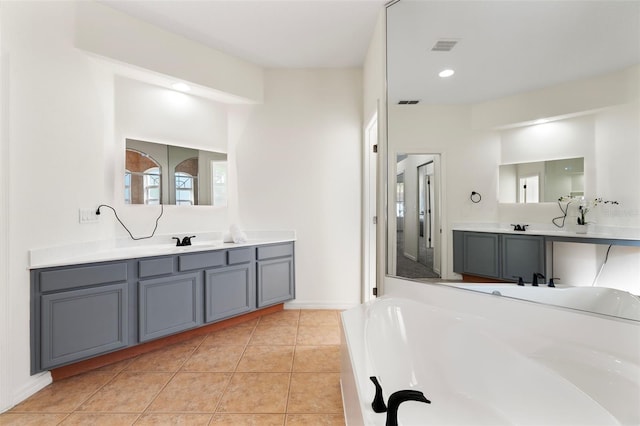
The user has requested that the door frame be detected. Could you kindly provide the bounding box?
[362,112,378,302]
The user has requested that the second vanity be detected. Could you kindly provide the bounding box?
[453,224,640,283]
[29,232,295,374]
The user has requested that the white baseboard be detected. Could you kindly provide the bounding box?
[2,372,51,413]
[284,300,360,310]
[403,252,417,262]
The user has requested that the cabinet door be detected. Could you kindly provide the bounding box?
[257,257,295,308]
[40,282,128,370]
[462,232,500,278]
[138,272,202,342]
[501,235,545,281]
[205,264,255,323]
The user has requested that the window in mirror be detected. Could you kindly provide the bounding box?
[174,158,198,205]
[125,149,163,204]
[143,167,161,205]
[519,175,539,203]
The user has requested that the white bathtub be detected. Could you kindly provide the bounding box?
[340,296,640,425]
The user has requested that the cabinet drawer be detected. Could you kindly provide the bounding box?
[139,257,174,278]
[256,243,294,260]
[178,251,225,271]
[39,262,128,293]
[228,248,253,265]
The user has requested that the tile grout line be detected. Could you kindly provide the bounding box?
[133,335,207,421]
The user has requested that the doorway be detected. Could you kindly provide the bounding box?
[394,154,441,279]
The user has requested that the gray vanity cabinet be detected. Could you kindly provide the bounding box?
[453,231,545,282]
[138,272,203,342]
[33,262,129,371]
[256,243,295,308]
[501,234,545,281]
[455,232,501,278]
[31,241,295,373]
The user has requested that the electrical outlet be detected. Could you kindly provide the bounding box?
[79,208,99,224]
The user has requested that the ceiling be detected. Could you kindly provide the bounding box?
[100,0,386,68]
[387,1,640,105]
[99,1,639,105]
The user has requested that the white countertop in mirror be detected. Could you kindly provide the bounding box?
[29,230,296,269]
[452,223,640,242]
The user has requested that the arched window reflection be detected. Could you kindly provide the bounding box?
[174,158,198,205]
[125,149,162,204]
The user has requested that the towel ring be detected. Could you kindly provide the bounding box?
[470,191,482,203]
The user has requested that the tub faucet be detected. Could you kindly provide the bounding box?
[385,390,431,426]
[532,273,545,286]
[369,376,387,413]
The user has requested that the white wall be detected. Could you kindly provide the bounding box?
[228,69,363,309]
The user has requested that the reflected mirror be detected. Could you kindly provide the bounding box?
[499,157,584,203]
[125,139,227,206]
[386,0,640,320]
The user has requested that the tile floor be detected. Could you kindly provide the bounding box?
[0,309,346,426]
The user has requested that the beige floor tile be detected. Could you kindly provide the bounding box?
[59,413,140,425]
[0,413,68,425]
[258,310,300,327]
[296,326,340,345]
[126,343,196,372]
[236,346,294,373]
[10,371,116,413]
[134,413,212,425]
[249,325,298,346]
[146,372,231,413]
[298,310,339,327]
[209,413,285,425]
[285,413,345,425]
[287,373,343,414]
[292,346,340,372]
[77,372,172,413]
[217,373,290,413]
[95,358,136,373]
[202,324,255,346]
[181,345,244,372]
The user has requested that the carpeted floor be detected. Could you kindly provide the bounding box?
[396,231,440,279]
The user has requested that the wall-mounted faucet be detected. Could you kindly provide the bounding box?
[172,236,196,246]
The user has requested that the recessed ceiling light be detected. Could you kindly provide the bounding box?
[171,82,191,92]
[438,69,455,78]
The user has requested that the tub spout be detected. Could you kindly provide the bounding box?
[369,376,387,413]
[386,389,431,426]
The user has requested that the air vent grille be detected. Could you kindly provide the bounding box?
[398,100,419,105]
[431,39,459,52]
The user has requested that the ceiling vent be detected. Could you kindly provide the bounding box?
[431,39,459,52]
[398,100,420,105]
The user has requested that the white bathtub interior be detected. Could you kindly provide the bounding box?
[340,287,640,426]
[453,283,640,321]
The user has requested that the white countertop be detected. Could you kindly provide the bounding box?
[29,230,296,269]
[452,222,640,242]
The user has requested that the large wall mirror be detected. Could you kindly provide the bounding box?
[125,139,227,206]
[386,1,640,320]
[499,157,584,203]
